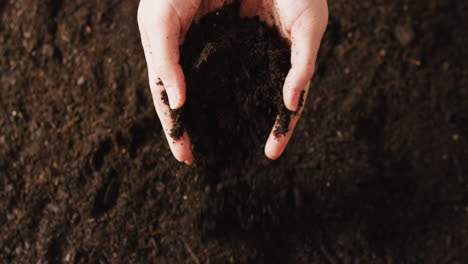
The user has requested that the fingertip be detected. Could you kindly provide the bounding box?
[168,92,185,109]
[284,93,299,112]
[173,150,194,163]
[166,131,193,163]
[265,137,284,160]
[265,149,281,160]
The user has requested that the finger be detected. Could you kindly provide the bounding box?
[148,59,194,163]
[265,81,310,160]
[152,77,194,163]
[140,1,186,109]
[283,6,328,111]
[138,5,193,163]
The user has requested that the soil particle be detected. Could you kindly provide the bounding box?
[297,90,306,111]
[156,78,164,86]
[161,90,185,139]
[394,23,415,46]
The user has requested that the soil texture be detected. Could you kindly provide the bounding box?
[178,4,291,167]
[1,0,468,263]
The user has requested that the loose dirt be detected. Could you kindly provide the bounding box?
[0,0,467,263]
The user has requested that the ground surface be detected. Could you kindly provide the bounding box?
[1,0,468,263]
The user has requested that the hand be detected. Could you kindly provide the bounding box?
[239,0,328,159]
[137,0,233,164]
[137,0,328,163]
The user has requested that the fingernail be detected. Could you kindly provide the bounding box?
[184,160,193,165]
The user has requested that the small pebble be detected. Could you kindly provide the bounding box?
[77,76,85,86]
[41,44,55,57]
[4,184,13,192]
[394,23,415,46]
[84,25,92,34]
[46,203,59,213]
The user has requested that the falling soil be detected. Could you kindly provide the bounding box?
[1,0,468,263]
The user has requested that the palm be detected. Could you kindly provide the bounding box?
[138,0,328,162]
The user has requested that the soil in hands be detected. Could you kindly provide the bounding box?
[167,3,295,169]
[1,0,467,263]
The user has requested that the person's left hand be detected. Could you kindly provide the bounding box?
[239,0,329,159]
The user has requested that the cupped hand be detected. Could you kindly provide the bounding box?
[137,0,328,163]
[239,0,328,159]
[138,0,233,164]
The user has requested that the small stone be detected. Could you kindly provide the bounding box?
[77,76,85,86]
[41,44,55,57]
[395,23,415,46]
[5,184,13,192]
[84,25,92,34]
[46,203,59,213]
[7,214,15,221]
[336,131,343,138]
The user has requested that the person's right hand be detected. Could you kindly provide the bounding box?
[137,0,233,164]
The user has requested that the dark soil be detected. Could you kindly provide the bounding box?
[1,0,468,263]
[178,4,292,165]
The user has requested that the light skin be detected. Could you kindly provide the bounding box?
[137,0,328,164]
